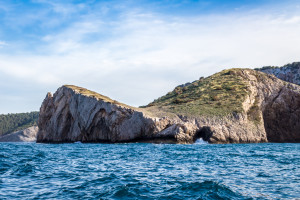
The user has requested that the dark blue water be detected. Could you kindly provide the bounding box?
[0,142,299,200]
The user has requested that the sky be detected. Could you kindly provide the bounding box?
[1,0,300,114]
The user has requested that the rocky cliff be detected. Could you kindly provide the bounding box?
[37,85,196,144]
[37,69,300,144]
[0,126,38,142]
[257,62,300,85]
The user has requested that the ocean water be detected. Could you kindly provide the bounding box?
[0,142,299,200]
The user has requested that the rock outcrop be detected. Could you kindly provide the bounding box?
[257,62,300,85]
[0,126,38,142]
[37,86,197,144]
[196,70,300,143]
[37,69,300,144]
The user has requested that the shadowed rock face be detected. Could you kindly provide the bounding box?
[263,85,300,142]
[37,69,300,144]
[203,70,300,143]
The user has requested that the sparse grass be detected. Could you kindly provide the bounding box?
[64,85,132,108]
[145,69,250,117]
[65,68,270,119]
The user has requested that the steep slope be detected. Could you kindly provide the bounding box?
[257,62,300,85]
[37,69,300,144]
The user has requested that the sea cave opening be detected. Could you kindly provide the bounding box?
[194,126,213,142]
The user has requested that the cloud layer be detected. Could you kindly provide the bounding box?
[0,0,300,114]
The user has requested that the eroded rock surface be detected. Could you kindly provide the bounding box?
[37,69,300,144]
[257,62,300,85]
[37,86,197,143]
[196,70,300,143]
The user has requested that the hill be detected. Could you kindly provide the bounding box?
[0,112,39,136]
[0,126,38,142]
[145,68,249,117]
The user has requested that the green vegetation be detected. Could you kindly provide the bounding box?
[0,112,39,136]
[255,66,279,70]
[283,62,300,69]
[146,69,249,116]
[247,96,261,124]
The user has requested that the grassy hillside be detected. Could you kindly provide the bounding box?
[0,112,39,136]
[145,69,249,117]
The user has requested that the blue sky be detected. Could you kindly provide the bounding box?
[1,0,300,114]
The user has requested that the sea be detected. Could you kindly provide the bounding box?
[0,141,299,200]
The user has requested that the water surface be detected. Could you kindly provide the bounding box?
[0,142,299,199]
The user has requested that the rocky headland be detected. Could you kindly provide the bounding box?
[37,67,300,144]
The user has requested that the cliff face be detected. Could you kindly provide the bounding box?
[37,69,300,144]
[257,62,300,85]
[37,86,197,143]
[200,70,300,143]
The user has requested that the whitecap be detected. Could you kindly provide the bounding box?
[194,138,208,144]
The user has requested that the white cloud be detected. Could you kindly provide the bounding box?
[0,41,7,47]
[1,5,300,113]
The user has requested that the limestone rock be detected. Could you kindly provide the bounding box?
[37,86,196,143]
[37,69,300,144]
[257,62,300,85]
[196,70,300,143]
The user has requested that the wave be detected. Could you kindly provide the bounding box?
[194,138,208,144]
